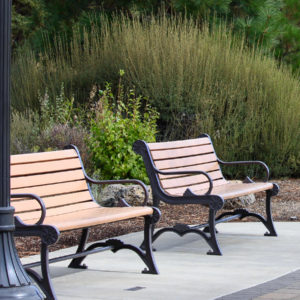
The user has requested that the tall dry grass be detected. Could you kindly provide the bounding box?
[11,14,300,177]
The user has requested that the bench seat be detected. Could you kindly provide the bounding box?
[169,181,274,200]
[19,204,154,231]
[12,145,160,300]
[133,133,279,256]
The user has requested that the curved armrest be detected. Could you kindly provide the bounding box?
[217,159,269,182]
[11,193,46,225]
[152,165,213,195]
[85,176,149,206]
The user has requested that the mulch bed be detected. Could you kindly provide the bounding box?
[15,178,300,258]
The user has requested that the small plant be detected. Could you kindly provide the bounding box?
[11,83,91,169]
[39,83,84,129]
[89,71,159,182]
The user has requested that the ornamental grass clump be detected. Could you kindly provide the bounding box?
[96,14,300,178]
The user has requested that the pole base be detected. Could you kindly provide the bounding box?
[0,285,44,299]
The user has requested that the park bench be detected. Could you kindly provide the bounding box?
[11,145,160,300]
[133,133,279,256]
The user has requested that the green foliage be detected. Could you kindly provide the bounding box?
[10,110,40,154]
[11,0,300,71]
[11,14,300,178]
[88,74,159,182]
[87,14,299,178]
[39,83,82,129]
[10,83,91,168]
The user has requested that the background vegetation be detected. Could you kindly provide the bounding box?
[10,2,300,179]
[12,0,300,71]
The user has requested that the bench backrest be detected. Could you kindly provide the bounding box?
[134,135,226,196]
[11,148,95,223]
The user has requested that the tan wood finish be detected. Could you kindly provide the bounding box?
[134,136,278,257]
[150,144,215,160]
[11,180,89,198]
[148,137,211,150]
[12,191,93,212]
[11,149,153,233]
[165,179,226,195]
[160,170,224,189]
[147,137,274,201]
[157,162,220,179]
[166,181,273,200]
[153,153,218,170]
[11,170,85,189]
[11,149,78,164]
[21,206,154,231]
[11,158,82,176]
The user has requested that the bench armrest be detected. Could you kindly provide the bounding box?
[217,159,270,182]
[11,193,46,225]
[152,165,213,195]
[85,176,150,206]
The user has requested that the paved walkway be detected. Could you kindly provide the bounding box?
[217,269,300,300]
[22,222,300,299]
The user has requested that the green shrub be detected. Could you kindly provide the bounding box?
[95,15,300,178]
[88,73,159,182]
[11,14,300,178]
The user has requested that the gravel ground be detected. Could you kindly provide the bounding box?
[15,178,300,258]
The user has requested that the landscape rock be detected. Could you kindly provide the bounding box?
[223,194,256,209]
[96,184,153,207]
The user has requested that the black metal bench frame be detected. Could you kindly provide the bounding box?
[12,145,161,300]
[133,133,279,256]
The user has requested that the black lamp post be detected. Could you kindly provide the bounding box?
[0,1,43,298]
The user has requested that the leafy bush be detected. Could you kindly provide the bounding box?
[11,14,300,178]
[95,15,300,178]
[88,73,159,182]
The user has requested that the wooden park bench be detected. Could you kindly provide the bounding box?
[133,133,279,256]
[11,145,160,300]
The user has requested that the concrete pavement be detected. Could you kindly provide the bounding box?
[22,222,300,300]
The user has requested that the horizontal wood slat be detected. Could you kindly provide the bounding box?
[11,170,85,189]
[157,162,221,179]
[210,181,273,200]
[11,149,78,165]
[17,202,98,223]
[18,206,154,231]
[11,180,89,198]
[150,144,215,160]
[11,158,82,176]
[148,137,211,150]
[160,170,224,189]
[154,153,218,170]
[12,191,93,213]
[164,178,226,196]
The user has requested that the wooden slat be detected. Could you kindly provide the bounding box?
[158,162,221,179]
[12,191,93,213]
[165,178,226,196]
[11,170,85,189]
[154,153,218,170]
[150,144,214,160]
[160,170,224,189]
[11,180,89,198]
[16,202,98,222]
[11,158,82,176]
[18,206,154,231]
[11,149,78,165]
[148,137,211,150]
[209,181,273,200]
